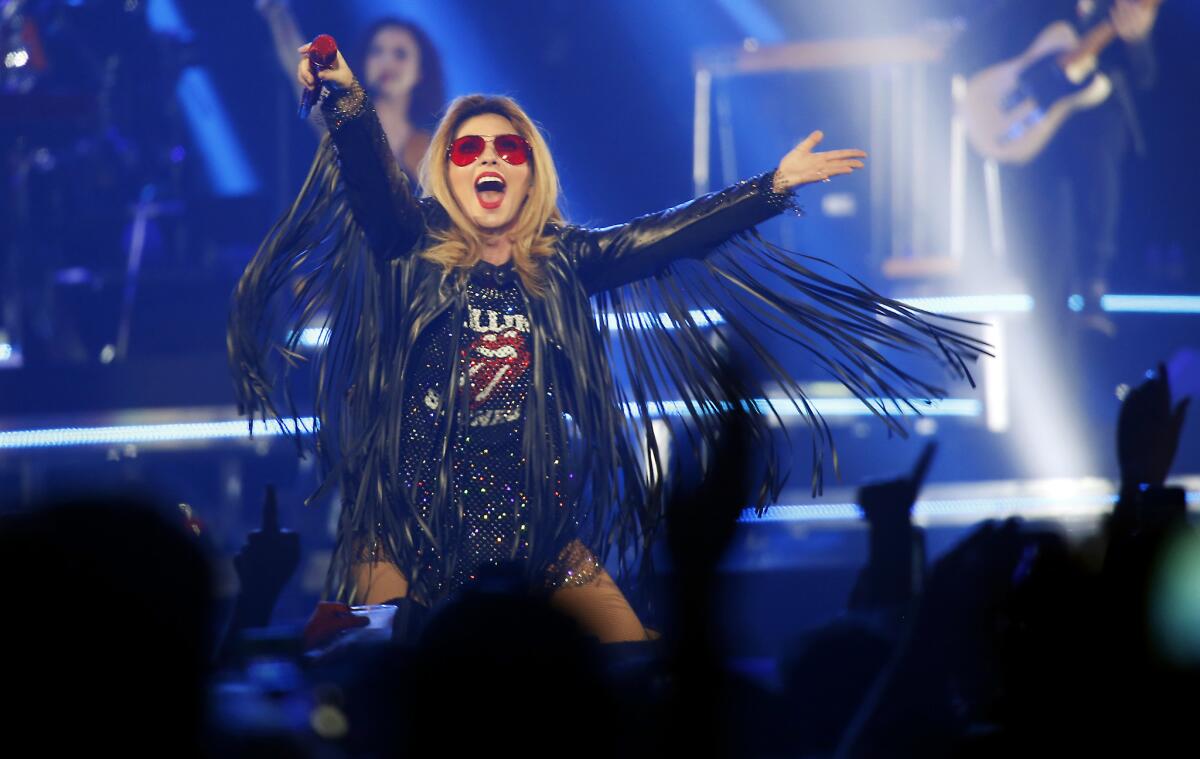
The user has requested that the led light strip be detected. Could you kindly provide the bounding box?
[296,309,729,348]
[0,395,975,451]
[294,293,1197,349]
[625,397,980,419]
[898,293,1034,315]
[1099,295,1200,314]
[597,308,725,331]
[740,491,1200,523]
[0,418,316,450]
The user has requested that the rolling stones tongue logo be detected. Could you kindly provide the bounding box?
[467,328,531,409]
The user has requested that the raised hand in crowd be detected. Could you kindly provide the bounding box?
[849,441,935,611]
[231,485,302,630]
[1117,362,1190,492]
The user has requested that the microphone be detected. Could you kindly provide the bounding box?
[298,34,339,120]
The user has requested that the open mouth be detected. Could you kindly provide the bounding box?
[474,171,507,210]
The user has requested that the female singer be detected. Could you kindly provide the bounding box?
[229,45,983,642]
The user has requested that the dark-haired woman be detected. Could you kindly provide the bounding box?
[257,1,445,180]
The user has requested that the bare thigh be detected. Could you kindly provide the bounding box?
[353,561,410,605]
[352,559,648,643]
[549,569,648,644]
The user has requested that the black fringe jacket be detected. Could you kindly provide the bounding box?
[228,88,987,605]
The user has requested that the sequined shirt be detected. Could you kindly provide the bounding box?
[397,260,599,596]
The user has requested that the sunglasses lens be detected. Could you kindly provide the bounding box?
[449,135,485,166]
[494,134,530,165]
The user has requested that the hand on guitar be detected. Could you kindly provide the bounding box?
[1111,0,1159,44]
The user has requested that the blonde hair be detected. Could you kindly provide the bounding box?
[418,95,563,294]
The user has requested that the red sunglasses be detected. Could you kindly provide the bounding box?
[447,134,532,167]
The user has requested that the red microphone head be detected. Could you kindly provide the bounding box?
[308,34,338,67]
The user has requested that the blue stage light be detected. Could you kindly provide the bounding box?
[146,0,194,42]
[297,309,728,349]
[0,418,316,450]
[0,340,21,369]
[714,0,787,45]
[295,328,329,348]
[176,67,260,197]
[625,397,980,420]
[899,293,1034,315]
[742,491,1199,523]
[1100,294,1200,314]
[598,308,726,331]
[0,396,975,450]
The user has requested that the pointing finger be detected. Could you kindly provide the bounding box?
[263,485,279,533]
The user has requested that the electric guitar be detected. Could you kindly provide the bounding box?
[960,0,1160,165]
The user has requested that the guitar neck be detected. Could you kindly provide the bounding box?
[1059,21,1117,69]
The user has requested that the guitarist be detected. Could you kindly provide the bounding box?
[951,0,1159,335]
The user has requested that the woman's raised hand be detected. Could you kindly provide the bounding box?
[296,43,355,92]
[773,131,866,192]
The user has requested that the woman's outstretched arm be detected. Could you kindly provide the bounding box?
[258,1,306,99]
[567,131,865,294]
[257,1,326,138]
[298,44,427,260]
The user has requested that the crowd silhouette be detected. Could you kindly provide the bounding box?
[0,361,1193,757]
